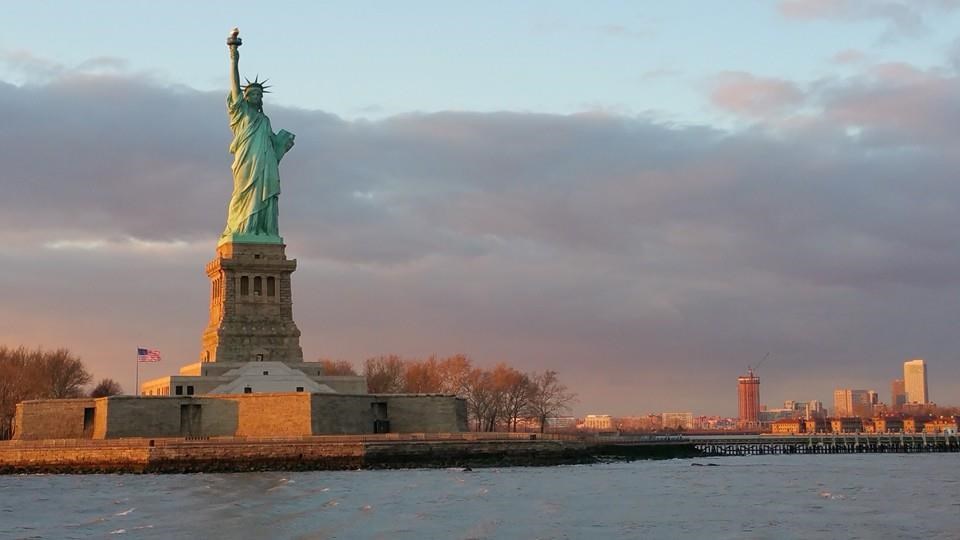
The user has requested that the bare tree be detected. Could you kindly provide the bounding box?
[0,347,35,439]
[462,368,498,431]
[438,354,473,396]
[364,355,406,393]
[0,346,92,439]
[492,364,533,432]
[404,356,444,393]
[354,353,577,434]
[90,378,123,398]
[35,348,91,398]
[527,370,577,433]
[318,358,358,376]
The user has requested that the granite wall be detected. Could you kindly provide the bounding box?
[14,398,95,440]
[13,392,466,439]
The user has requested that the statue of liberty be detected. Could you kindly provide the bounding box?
[221,28,295,245]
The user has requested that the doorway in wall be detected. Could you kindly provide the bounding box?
[82,407,95,438]
[371,402,390,433]
[179,404,202,437]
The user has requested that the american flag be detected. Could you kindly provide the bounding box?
[137,347,161,362]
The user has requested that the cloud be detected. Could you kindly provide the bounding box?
[75,56,129,73]
[3,63,960,414]
[817,62,960,145]
[709,62,960,147]
[947,37,960,72]
[1,49,133,84]
[777,0,960,39]
[0,49,66,81]
[831,48,867,64]
[710,71,806,118]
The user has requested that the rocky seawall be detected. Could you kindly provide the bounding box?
[0,435,701,474]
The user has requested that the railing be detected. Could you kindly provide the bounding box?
[594,434,687,443]
[689,433,960,455]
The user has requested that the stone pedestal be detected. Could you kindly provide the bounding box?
[200,242,303,364]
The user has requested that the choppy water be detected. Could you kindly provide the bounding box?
[1,454,958,539]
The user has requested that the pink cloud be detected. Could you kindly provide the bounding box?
[710,72,806,118]
[820,63,960,142]
[778,0,960,38]
[831,48,867,64]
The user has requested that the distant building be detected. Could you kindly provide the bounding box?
[759,408,797,423]
[545,416,577,430]
[830,417,863,433]
[770,418,805,434]
[903,359,928,404]
[582,414,614,431]
[616,415,662,432]
[903,416,933,433]
[783,399,825,420]
[808,400,825,418]
[694,416,736,430]
[737,370,760,428]
[661,412,694,430]
[902,402,937,415]
[833,389,874,418]
[923,416,959,434]
[874,416,903,433]
[804,417,829,433]
[890,379,906,411]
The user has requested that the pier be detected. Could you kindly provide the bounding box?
[688,433,960,456]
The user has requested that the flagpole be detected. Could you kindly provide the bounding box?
[135,351,139,396]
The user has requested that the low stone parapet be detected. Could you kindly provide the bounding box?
[0,434,698,473]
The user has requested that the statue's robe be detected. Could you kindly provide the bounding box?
[222,93,291,240]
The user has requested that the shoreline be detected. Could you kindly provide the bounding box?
[6,433,953,474]
[0,435,700,474]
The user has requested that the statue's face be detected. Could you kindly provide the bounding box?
[244,86,263,108]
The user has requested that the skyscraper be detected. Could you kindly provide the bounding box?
[891,379,906,411]
[833,389,874,417]
[808,400,824,418]
[833,389,850,416]
[738,370,760,427]
[903,359,928,404]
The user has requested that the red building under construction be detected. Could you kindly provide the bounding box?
[738,370,761,428]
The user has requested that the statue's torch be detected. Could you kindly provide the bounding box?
[227,28,242,47]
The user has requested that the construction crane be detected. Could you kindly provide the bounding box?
[747,352,770,377]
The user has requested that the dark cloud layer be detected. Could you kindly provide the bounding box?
[2,65,960,415]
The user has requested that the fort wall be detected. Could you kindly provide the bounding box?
[310,394,375,434]
[14,399,95,440]
[221,393,313,437]
[13,393,466,440]
[374,395,468,433]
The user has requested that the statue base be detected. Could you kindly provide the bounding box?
[200,241,304,364]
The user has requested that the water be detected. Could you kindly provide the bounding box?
[1,454,958,539]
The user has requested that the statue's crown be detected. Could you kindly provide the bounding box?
[242,75,271,93]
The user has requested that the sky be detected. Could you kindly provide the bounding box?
[3,0,960,416]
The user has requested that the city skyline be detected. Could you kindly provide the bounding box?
[5,2,960,415]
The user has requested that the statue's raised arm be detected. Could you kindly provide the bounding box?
[227,28,242,102]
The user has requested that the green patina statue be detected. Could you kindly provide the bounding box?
[220,28,295,245]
